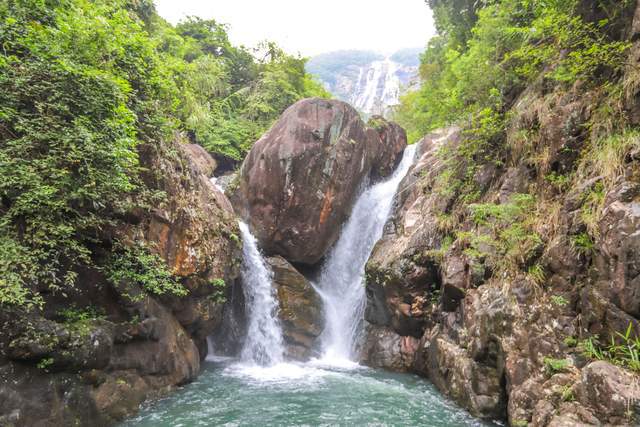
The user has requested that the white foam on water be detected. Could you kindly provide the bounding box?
[238,222,285,366]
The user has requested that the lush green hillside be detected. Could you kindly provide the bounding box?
[0,0,328,309]
[395,0,636,143]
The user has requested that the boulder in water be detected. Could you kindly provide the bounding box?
[267,256,323,360]
[232,98,406,265]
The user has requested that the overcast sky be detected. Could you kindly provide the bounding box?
[154,0,436,56]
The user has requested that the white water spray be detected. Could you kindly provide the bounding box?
[238,222,285,366]
[353,57,402,116]
[315,144,418,362]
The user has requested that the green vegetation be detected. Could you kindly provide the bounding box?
[550,295,570,307]
[106,243,187,300]
[209,278,226,303]
[36,357,54,371]
[560,384,575,402]
[543,357,572,375]
[0,0,326,309]
[581,323,640,372]
[458,194,542,273]
[396,0,633,143]
[57,306,106,323]
[396,1,639,305]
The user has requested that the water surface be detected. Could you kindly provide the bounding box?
[122,358,496,427]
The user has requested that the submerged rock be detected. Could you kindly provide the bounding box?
[232,98,406,265]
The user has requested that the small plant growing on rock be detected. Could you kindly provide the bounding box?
[563,336,578,348]
[106,242,187,300]
[57,306,105,323]
[580,324,640,372]
[527,264,546,285]
[543,357,571,375]
[570,233,595,256]
[209,278,227,304]
[550,295,569,307]
[560,384,575,402]
[37,357,54,371]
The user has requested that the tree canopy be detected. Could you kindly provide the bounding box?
[0,0,329,308]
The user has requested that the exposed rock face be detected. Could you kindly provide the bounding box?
[368,116,408,179]
[0,138,242,426]
[267,256,323,360]
[361,124,640,426]
[364,127,461,337]
[132,140,242,356]
[594,182,640,318]
[232,98,406,265]
[180,143,217,177]
[360,326,418,372]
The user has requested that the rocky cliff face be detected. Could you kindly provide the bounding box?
[362,115,640,424]
[0,136,242,426]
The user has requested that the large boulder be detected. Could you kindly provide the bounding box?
[360,325,418,372]
[267,256,323,360]
[367,116,408,179]
[232,98,406,265]
[575,361,640,425]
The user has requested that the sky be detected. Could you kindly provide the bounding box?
[154,0,436,57]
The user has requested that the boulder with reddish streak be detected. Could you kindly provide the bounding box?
[232,98,406,265]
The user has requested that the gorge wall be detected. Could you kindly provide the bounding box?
[357,2,640,424]
[0,138,242,426]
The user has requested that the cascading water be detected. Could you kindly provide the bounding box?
[237,222,284,366]
[315,143,418,362]
[127,148,496,427]
[353,57,403,116]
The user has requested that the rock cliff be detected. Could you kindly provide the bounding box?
[362,116,640,425]
[0,136,242,426]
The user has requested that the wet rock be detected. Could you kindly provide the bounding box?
[361,326,418,372]
[267,256,323,360]
[415,334,506,420]
[133,136,243,356]
[232,98,404,265]
[364,127,462,337]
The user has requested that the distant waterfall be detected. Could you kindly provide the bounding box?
[315,144,418,361]
[238,222,284,366]
[353,57,402,115]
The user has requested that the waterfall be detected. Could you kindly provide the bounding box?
[238,222,284,366]
[354,57,403,116]
[315,144,418,362]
